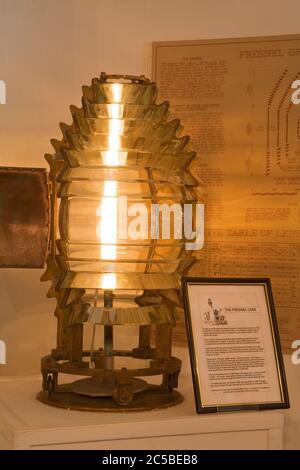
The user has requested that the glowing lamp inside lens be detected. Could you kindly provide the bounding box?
[96,83,127,290]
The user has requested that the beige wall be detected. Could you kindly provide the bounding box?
[0,0,300,448]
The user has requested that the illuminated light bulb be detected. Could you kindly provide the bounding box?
[97,83,125,289]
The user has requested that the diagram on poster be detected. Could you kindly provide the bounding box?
[152,36,300,351]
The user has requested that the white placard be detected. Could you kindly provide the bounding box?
[184,279,289,412]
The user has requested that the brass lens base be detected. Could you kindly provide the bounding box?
[39,350,182,411]
[37,387,183,412]
[71,376,147,398]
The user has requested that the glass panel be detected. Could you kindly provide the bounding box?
[82,99,169,121]
[54,74,199,295]
[86,81,157,105]
[60,243,150,260]
[63,148,195,170]
[58,181,183,198]
[61,259,180,274]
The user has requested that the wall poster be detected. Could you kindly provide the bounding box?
[152,35,300,352]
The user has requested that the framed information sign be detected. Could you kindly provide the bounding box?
[182,277,289,413]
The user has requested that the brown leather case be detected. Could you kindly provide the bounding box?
[0,167,49,268]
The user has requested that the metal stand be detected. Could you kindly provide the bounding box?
[103,290,114,370]
[38,291,183,410]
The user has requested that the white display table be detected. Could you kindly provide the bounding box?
[0,375,284,450]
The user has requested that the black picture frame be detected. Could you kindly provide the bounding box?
[182,277,290,414]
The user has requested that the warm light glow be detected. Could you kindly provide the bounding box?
[111,82,123,103]
[101,113,127,166]
[96,83,127,289]
[108,103,124,119]
[101,150,127,166]
[97,181,117,260]
[109,118,124,136]
[101,273,117,290]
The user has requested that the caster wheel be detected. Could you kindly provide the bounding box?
[42,374,48,391]
[113,385,133,406]
[167,373,177,392]
[46,374,54,397]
